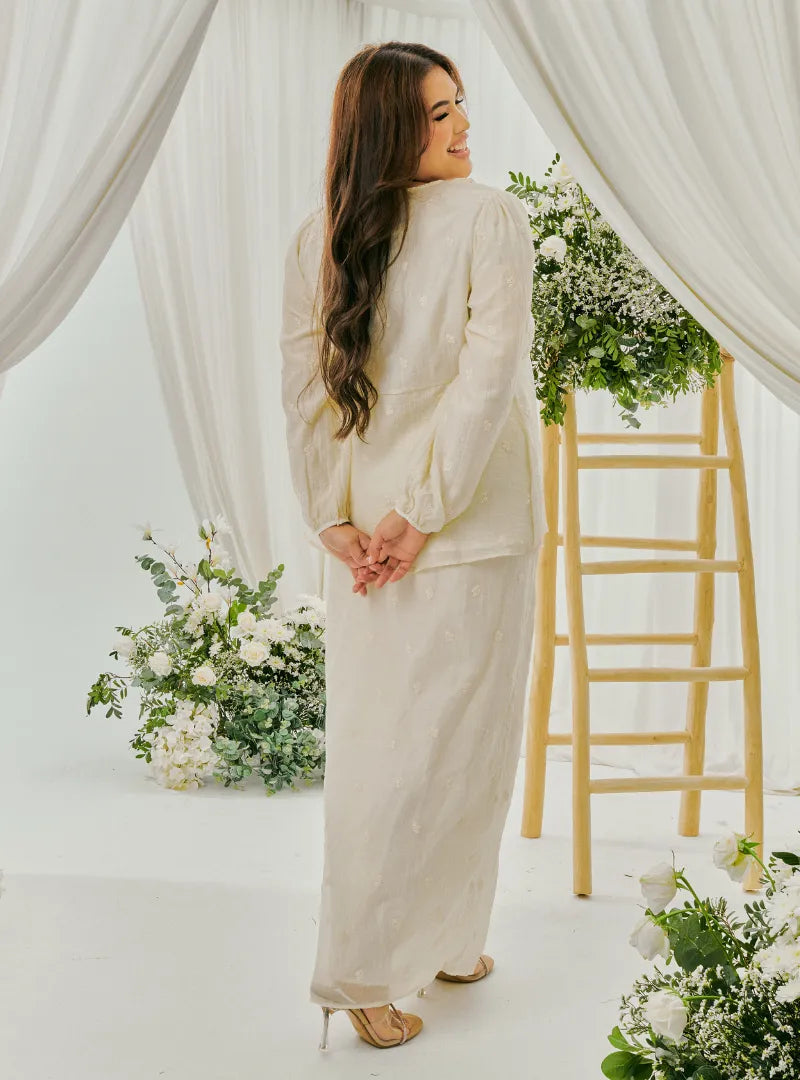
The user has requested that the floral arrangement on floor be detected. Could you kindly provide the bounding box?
[602,831,800,1079]
[86,516,327,794]
[507,155,722,428]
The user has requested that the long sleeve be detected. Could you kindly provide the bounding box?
[279,213,351,554]
[392,190,536,534]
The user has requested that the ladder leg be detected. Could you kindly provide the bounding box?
[679,380,720,834]
[522,420,560,837]
[563,395,592,896]
[719,354,765,893]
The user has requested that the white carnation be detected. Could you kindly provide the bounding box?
[113,634,136,659]
[149,651,173,677]
[191,665,217,686]
[643,990,688,1044]
[539,234,567,263]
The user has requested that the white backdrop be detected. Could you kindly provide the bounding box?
[1,0,798,797]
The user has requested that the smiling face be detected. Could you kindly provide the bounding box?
[411,65,471,185]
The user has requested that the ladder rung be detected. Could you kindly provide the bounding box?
[567,535,699,552]
[555,633,698,646]
[577,433,702,444]
[590,774,747,794]
[581,558,740,575]
[588,666,748,683]
[577,454,732,469]
[548,731,691,746]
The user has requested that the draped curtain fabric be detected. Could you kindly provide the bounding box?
[128,0,366,598]
[0,0,218,377]
[468,0,800,792]
[470,0,800,413]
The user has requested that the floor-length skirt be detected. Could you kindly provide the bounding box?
[309,547,538,1009]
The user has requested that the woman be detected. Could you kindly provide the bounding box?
[279,41,545,1051]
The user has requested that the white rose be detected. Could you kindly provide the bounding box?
[191,665,217,686]
[538,234,567,263]
[149,651,173,677]
[639,862,678,913]
[713,832,755,881]
[629,915,671,961]
[237,611,258,633]
[240,640,269,666]
[643,990,688,1043]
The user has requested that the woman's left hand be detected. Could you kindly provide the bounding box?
[318,523,401,596]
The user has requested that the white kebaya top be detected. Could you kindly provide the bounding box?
[279,176,545,573]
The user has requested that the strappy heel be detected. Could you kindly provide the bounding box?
[318,1002,423,1050]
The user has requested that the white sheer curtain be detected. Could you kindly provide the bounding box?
[128,0,368,599]
[467,0,800,792]
[0,0,218,377]
[470,0,800,412]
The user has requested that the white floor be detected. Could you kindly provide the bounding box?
[2,716,798,1080]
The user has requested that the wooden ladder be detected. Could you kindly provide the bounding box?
[521,351,764,896]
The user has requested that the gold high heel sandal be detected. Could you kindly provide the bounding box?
[416,954,494,998]
[318,1002,423,1050]
[436,952,493,982]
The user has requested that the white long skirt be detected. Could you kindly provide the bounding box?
[309,548,538,1009]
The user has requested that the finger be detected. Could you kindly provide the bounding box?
[387,561,410,583]
[365,530,385,565]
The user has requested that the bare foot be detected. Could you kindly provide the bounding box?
[360,1004,407,1040]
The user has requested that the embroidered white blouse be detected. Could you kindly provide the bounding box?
[279,176,546,574]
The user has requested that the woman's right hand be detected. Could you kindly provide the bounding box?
[363,509,430,584]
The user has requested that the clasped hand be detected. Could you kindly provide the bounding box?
[318,510,430,596]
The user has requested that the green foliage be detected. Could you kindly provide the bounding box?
[86,519,327,795]
[601,835,800,1079]
[507,157,721,427]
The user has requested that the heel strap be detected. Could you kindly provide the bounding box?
[387,1003,409,1044]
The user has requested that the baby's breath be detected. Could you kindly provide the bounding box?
[508,155,721,427]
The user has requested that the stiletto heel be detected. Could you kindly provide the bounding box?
[319,1006,334,1051]
[317,1002,423,1049]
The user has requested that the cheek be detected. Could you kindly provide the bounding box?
[434,123,452,152]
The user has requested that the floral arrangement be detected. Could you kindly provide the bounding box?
[602,831,800,1079]
[508,155,722,427]
[86,516,327,794]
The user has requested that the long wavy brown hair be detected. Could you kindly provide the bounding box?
[297,42,465,443]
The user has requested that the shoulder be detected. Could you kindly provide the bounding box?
[285,206,324,283]
[433,178,531,239]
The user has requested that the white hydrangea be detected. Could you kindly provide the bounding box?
[147,700,220,790]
